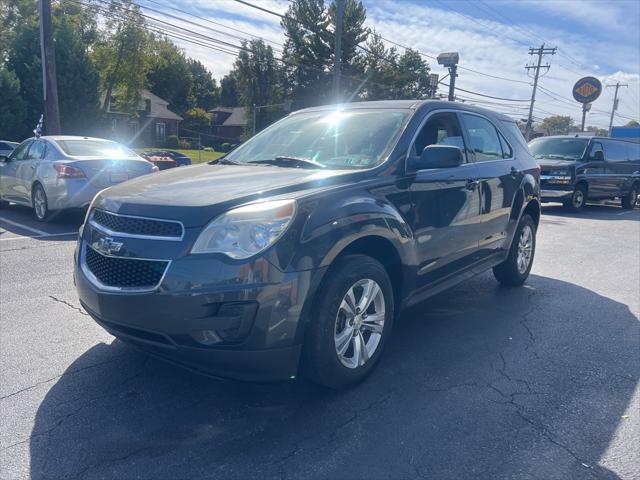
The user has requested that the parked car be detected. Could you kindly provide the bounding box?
[530,135,640,211]
[0,140,19,157]
[142,150,192,168]
[74,101,541,389]
[0,136,157,221]
[140,152,178,170]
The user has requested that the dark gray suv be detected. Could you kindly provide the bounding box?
[74,100,540,389]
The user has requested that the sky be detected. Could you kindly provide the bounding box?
[137,0,640,129]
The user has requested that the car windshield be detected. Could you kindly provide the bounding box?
[529,137,589,161]
[56,139,138,158]
[223,109,410,169]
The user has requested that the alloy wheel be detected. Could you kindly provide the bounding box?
[572,189,584,209]
[517,225,533,274]
[334,278,385,369]
[34,187,47,220]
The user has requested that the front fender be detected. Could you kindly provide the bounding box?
[282,194,413,273]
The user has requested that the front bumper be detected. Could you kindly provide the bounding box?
[74,237,325,382]
[540,187,573,201]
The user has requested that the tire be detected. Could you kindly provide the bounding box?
[621,184,639,210]
[493,214,536,287]
[32,183,50,222]
[563,184,587,212]
[303,254,394,389]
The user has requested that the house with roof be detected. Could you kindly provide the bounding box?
[208,107,247,143]
[104,89,183,147]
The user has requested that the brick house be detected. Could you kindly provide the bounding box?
[104,90,183,147]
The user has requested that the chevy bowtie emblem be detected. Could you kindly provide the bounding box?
[93,237,123,256]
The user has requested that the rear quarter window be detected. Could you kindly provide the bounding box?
[500,121,529,151]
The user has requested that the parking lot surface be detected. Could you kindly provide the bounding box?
[1,203,638,480]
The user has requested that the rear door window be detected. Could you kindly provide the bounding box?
[602,140,628,162]
[461,114,503,161]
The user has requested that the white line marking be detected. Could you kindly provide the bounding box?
[616,210,637,216]
[0,231,78,241]
[0,216,48,236]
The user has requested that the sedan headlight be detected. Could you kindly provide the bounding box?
[191,199,296,259]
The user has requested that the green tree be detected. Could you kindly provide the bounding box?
[393,49,432,99]
[538,115,575,135]
[219,73,239,107]
[147,38,192,115]
[585,125,608,136]
[233,40,282,130]
[625,120,639,127]
[92,0,151,114]
[281,0,332,106]
[358,32,398,101]
[54,15,101,135]
[183,107,211,130]
[328,0,368,100]
[0,64,27,139]
[188,59,218,110]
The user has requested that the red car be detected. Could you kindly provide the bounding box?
[141,152,178,170]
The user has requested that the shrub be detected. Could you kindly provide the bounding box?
[166,135,180,148]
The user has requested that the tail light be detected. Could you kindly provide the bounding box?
[54,164,86,178]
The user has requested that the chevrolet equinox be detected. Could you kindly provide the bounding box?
[74,100,541,389]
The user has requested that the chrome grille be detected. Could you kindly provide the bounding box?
[91,210,183,239]
[84,246,168,289]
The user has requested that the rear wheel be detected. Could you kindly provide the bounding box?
[32,184,50,222]
[303,254,394,389]
[621,185,638,210]
[493,214,536,286]
[563,184,587,212]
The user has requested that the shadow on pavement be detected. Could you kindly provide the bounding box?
[541,203,639,222]
[0,204,83,241]
[29,274,638,479]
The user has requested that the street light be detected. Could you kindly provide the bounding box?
[437,52,459,102]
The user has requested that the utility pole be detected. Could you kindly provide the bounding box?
[39,0,61,135]
[607,82,627,135]
[333,0,344,103]
[252,104,257,135]
[524,44,556,140]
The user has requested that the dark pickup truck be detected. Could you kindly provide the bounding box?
[531,135,640,211]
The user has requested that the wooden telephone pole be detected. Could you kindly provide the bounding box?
[39,0,61,135]
[524,44,556,140]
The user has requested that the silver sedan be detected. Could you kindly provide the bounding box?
[0,136,157,221]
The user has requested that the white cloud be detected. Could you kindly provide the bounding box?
[156,0,639,127]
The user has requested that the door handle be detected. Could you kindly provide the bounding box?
[30,165,36,170]
[466,179,479,191]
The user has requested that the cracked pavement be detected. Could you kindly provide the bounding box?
[1,204,638,479]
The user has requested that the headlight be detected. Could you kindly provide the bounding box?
[191,199,296,259]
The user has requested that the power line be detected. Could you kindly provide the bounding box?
[439,83,530,102]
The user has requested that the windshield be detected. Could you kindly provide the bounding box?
[528,137,589,161]
[224,109,410,169]
[56,139,138,158]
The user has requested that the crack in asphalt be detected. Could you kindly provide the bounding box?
[1,360,149,452]
[69,446,153,480]
[0,354,129,401]
[48,295,89,316]
[275,393,393,479]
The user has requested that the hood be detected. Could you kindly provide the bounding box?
[92,163,352,227]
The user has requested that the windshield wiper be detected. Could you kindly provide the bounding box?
[249,156,327,169]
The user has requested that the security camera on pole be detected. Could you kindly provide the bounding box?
[437,52,459,101]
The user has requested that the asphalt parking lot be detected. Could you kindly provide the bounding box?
[1,203,638,480]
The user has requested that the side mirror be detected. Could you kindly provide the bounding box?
[592,150,605,162]
[410,145,464,170]
[0,155,9,163]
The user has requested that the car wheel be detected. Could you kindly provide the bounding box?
[303,254,394,389]
[621,185,639,210]
[563,184,587,212]
[32,184,50,222]
[493,214,536,286]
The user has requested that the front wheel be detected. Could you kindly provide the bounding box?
[621,185,638,210]
[303,254,394,389]
[563,184,587,212]
[493,214,536,286]
[32,184,50,222]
